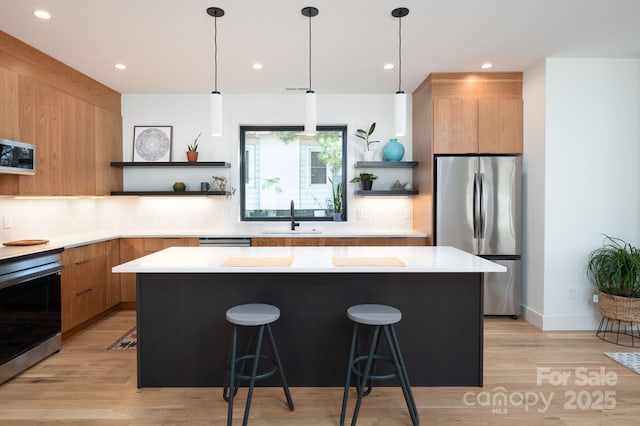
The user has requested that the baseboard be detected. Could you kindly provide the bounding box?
[521,304,543,329]
[521,304,601,331]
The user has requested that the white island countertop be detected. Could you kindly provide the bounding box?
[112,246,506,274]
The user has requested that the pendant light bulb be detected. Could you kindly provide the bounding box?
[302,7,319,135]
[395,91,406,137]
[392,7,409,137]
[207,7,224,137]
[305,91,317,135]
[211,91,222,136]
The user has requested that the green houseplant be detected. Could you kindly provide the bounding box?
[350,172,378,191]
[354,122,379,160]
[186,131,201,162]
[587,235,640,324]
[329,178,345,221]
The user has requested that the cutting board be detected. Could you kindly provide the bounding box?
[2,239,50,246]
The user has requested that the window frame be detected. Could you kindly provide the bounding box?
[239,125,347,222]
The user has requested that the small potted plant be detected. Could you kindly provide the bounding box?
[186,131,202,162]
[350,172,378,191]
[354,122,379,161]
[329,178,345,221]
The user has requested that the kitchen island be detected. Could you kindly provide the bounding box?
[112,246,505,388]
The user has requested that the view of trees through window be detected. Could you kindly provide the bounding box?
[240,125,346,221]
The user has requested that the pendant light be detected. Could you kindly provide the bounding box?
[392,7,409,137]
[207,7,224,136]
[302,6,319,135]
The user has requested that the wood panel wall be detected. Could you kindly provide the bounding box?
[0,30,122,195]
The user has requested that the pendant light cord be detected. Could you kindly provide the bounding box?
[214,15,218,92]
[308,13,312,91]
[398,14,402,92]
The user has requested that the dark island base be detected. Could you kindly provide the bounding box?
[136,272,483,387]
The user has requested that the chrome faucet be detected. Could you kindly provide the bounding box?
[290,200,300,231]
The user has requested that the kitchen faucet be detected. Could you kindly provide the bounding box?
[290,200,300,231]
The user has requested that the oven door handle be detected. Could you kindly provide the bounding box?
[0,262,63,291]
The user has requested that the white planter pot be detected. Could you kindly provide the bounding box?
[363,150,376,161]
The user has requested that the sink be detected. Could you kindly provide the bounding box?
[262,229,322,235]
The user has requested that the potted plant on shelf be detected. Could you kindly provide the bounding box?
[354,122,379,161]
[587,235,640,345]
[350,172,378,191]
[329,178,345,221]
[186,131,202,162]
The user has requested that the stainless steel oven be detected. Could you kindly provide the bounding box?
[0,250,63,384]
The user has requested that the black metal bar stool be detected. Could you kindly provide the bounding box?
[340,304,419,426]
[223,303,294,426]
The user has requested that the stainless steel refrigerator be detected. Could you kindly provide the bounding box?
[434,155,521,317]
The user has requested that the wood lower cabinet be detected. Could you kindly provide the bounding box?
[105,239,120,309]
[251,237,427,246]
[119,238,198,303]
[61,242,107,333]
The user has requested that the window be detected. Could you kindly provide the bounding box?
[240,125,346,221]
[309,150,327,185]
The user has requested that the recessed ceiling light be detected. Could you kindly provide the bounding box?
[481,62,493,69]
[114,63,127,70]
[384,63,394,70]
[252,63,263,70]
[33,10,52,20]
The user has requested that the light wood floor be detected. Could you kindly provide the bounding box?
[0,310,639,425]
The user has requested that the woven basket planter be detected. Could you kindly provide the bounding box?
[599,291,640,323]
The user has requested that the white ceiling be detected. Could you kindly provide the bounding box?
[1,0,639,95]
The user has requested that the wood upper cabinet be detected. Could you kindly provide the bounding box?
[0,66,20,194]
[63,95,96,195]
[433,97,478,154]
[428,72,523,155]
[17,77,64,195]
[433,97,522,154]
[478,98,523,153]
[95,106,122,195]
[61,242,108,333]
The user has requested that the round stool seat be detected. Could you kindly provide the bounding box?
[226,303,280,326]
[347,304,402,325]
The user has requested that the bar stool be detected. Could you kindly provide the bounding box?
[340,304,419,426]
[223,303,294,426]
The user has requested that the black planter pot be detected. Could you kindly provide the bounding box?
[361,180,373,191]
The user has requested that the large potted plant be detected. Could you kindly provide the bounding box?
[587,235,640,325]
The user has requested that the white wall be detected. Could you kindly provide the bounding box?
[523,58,640,330]
[120,93,416,231]
[522,60,547,328]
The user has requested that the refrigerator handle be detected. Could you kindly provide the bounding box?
[479,172,486,239]
[473,173,480,239]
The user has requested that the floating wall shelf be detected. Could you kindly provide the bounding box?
[111,161,231,168]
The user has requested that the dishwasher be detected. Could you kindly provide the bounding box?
[198,238,251,247]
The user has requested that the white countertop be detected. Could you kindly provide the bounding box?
[0,229,427,261]
[112,246,506,274]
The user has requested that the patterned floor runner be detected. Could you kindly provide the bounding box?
[107,327,137,350]
[604,352,640,374]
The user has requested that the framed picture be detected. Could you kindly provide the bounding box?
[133,126,172,162]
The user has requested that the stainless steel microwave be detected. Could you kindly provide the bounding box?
[0,138,36,175]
